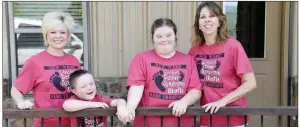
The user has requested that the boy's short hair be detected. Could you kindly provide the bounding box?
[68,69,89,89]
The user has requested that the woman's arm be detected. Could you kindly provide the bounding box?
[126,86,144,109]
[11,86,34,109]
[178,89,201,106]
[126,85,144,119]
[203,73,257,114]
[11,86,25,104]
[220,72,256,104]
[62,99,109,112]
[168,89,202,116]
[110,99,127,107]
[110,99,131,123]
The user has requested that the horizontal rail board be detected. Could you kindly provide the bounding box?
[3,106,298,119]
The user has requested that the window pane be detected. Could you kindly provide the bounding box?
[15,32,84,73]
[223,2,266,58]
[13,2,83,28]
[12,2,85,74]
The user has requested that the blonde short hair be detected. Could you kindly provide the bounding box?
[42,11,75,46]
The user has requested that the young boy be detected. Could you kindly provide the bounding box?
[63,69,131,127]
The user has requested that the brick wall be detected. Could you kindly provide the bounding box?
[3,79,8,101]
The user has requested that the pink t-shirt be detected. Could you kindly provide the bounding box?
[127,49,202,127]
[13,50,81,127]
[188,38,254,127]
[67,94,112,127]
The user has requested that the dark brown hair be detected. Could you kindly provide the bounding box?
[68,69,89,89]
[192,2,229,46]
[151,18,177,42]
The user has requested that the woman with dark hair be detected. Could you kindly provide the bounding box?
[188,2,257,127]
[126,18,202,127]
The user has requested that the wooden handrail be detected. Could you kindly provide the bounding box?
[3,106,298,119]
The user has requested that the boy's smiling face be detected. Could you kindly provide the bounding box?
[71,73,97,101]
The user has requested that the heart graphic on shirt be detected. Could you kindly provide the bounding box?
[152,70,166,92]
[214,60,221,70]
[49,72,65,92]
[179,71,185,81]
[196,60,205,79]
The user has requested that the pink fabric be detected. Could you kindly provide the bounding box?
[13,50,81,127]
[68,94,112,127]
[188,38,253,127]
[127,49,202,127]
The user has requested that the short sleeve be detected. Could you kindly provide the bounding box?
[13,57,40,94]
[233,41,254,78]
[187,57,202,91]
[74,57,82,70]
[95,94,112,105]
[187,46,195,56]
[126,54,146,87]
[64,95,78,103]
[69,54,81,70]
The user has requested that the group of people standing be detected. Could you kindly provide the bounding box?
[10,2,256,127]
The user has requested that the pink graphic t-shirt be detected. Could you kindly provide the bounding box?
[188,38,254,127]
[67,94,112,127]
[127,49,202,127]
[13,50,81,127]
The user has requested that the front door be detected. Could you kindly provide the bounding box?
[245,2,282,127]
[222,1,283,127]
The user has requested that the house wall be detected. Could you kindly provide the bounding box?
[89,2,201,77]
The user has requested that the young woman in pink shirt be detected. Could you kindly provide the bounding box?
[126,18,202,127]
[10,11,81,127]
[188,2,257,127]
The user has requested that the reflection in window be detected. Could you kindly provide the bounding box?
[223,2,266,58]
[15,33,84,69]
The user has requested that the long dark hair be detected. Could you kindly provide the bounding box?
[192,2,229,46]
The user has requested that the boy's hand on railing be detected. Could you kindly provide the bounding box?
[202,100,227,114]
[168,100,188,117]
[17,100,34,110]
[91,102,109,108]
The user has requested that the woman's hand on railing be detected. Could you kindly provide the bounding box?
[202,100,227,114]
[116,105,132,124]
[168,100,188,117]
[127,106,136,122]
[16,100,34,110]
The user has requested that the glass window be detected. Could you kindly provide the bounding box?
[223,2,266,58]
[12,2,86,75]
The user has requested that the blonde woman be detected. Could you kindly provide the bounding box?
[10,11,81,127]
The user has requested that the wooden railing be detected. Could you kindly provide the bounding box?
[3,106,298,127]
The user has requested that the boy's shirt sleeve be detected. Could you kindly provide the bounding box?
[63,95,78,103]
[95,94,113,105]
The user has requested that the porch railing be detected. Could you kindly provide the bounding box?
[3,106,298,127]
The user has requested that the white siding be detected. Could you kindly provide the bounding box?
[90,2,201,77]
